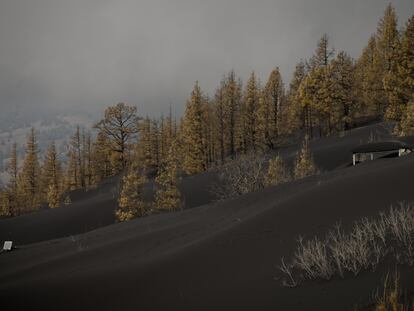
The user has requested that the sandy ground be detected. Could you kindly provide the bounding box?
[1,122,414,310]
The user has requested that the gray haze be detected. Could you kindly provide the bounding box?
[0,0,413,121]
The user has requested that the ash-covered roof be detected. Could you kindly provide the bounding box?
[352,141,412,154]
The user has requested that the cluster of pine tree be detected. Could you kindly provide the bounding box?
[285,5,414,138]
[1,5,413,220]
[0,124,119,216]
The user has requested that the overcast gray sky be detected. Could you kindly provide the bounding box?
[0,0,413,120]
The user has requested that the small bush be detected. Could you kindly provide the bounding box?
[265,155,291,187]
[278,203,414,286]
[294,136,318,179]
[212,153,267,200]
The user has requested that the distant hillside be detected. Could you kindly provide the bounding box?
[0,114,95,185]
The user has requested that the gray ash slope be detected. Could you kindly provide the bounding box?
[1,122,414,311]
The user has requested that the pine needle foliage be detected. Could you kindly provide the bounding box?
[117,168,147,222]
[155,139,182,211]
[294,136,318,179]
[265,155,291,187]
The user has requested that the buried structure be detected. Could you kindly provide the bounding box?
[351,141,412,165]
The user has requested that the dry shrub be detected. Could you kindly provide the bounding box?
[212,153,267,200]
[278,203,414,286]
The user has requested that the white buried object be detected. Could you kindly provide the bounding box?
[3,241,12,251]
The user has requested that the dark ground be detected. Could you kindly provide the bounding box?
[1,122,414,311]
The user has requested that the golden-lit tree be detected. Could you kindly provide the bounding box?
[182,82,206,175]
[91,131,113,184]
[151,119,161,168]
[399,101,414,136]
[91,132,114,184]
[265,155,291,187]
[263,67,285,148]
[65,126,83,190]
[155,139,182,211]
[117,167,148,222]
[19,128,41,211]
[42,142,62,208]
[95,102,140,170]
[224,71,243,158]
[309,34,334,69]
[298,68,331,137]
[376,4,400,117]
[294,136,318,179]
[286,60,307,133]
[82,132,93,188]
[214,78,227,163]
[385,15,414,125]
[0,190,10,217]
[243,72,260,151]
[6,143,19,216]
[137,117,154,172]
[330,51,356,131]
[355,36,384,118]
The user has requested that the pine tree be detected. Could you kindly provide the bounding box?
[399,15,414,102]
[65,147,78,191]
[91,131,113,185]
[330,51,356,131]
[201,95,216,167]
[151,119,160,168]
[309,34,335,69]
[286,60,307,132]
[377,4,400,73]
[47,183,60,209]
[42,142,62,208]
[301,34,336,137]
[223,70,242,158]
[385,15,414,124]
[399,101,414,136]
[162,107,176,159]
[264,67,284,148]
[0,190,10,217]
[155,139,182,211]
[376,4,400,116]
[7,143,19,216]
[117,168,147,221]
[355,36,383,117]
[66,126,83,190]
[256,90,269,150]
[94,102,140,170]
[138,117,154,171]
[83,132,93,188]
[19,128,40,211]
[215,78,227,164]
[299,68,331,137]
[265,155,291,187]
[182,81,206,175]
[243,72,260,151]
[294,136,317,179]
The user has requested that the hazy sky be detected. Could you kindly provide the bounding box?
[0,0,413,120]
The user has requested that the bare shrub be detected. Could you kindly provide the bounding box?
[279,257,298,288]
[386,203,414,264]
[278,203,414,286]
[293,236,333,280]
[212,153,267,200]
